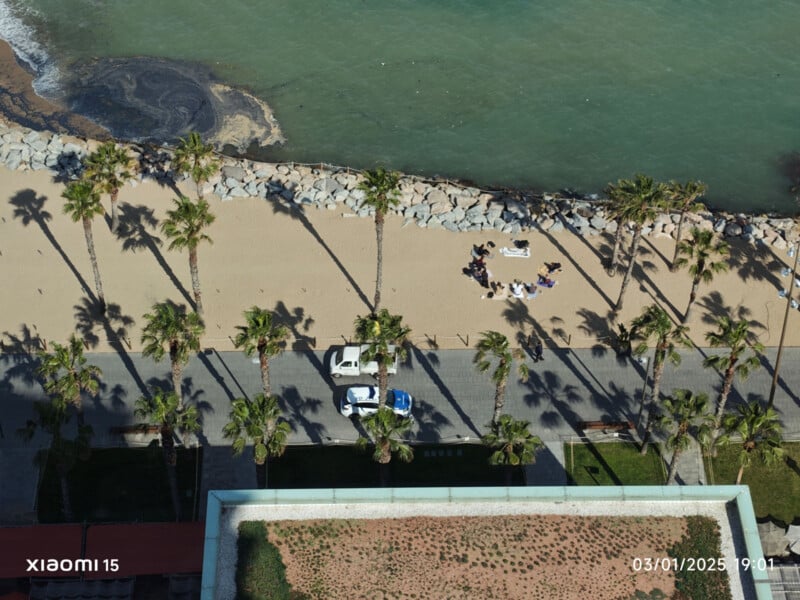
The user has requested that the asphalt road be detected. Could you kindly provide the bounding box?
[2,345,799,450]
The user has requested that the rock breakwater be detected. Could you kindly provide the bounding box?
[1,120,797,249]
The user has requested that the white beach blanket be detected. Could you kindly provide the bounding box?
[499,246,530,258]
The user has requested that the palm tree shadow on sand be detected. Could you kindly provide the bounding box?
[10,189,96,301]
[114,203,195,309]
[73,295,148,396]
[0,324,45,387]
[266,185,373,312]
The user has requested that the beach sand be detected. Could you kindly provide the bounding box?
[0,166,795,353]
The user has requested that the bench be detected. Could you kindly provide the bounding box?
[110,424,160,435]
[579,420,634,432]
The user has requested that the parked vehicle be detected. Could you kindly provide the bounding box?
[329,344,398,377]
[338,386,413,418]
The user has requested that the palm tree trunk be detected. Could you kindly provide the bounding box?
[73,391,85,428]
[259,352,271,397]
[709,366,736,457]
[110,190,120,233]
[608,221,625,275]
[492,380,507,426]
[170,348,183,407]
[57,464,74,521]
[667,445,682,484]
[377,363,389,409]
[196,180,204,200]
[671,210,686,271]
[255,459,267,489]
[736,464,745,485]
[615,226,642,310]
[640,359,664,455]
[683,277,700,323]
[374,211,385,311]
[189,247,203,315]
[162,428,182,520]
[82,219,106,313]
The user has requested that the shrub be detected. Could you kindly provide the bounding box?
[236,521,293,600]
[667,516,731,600]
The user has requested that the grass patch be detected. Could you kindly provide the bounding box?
[705,442,800,524]
[667,516,731,600]
[38,446,201,523]
[269,444,523,488]
[564,441,665,485]
[236,521,294,600]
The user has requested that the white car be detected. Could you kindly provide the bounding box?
[338,386,413,418]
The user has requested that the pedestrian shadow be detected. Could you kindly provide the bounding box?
[409,346,481,438]
[115,203,195,309]
[280,385,327,443]
[9,189,97,301]
[267,187,373,312]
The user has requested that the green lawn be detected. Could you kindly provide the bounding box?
[564,441,666,485]
[705,442,800,525]
[38,447,202,523]
[269,443,523,488]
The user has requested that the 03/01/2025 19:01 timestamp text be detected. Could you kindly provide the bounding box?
[631,557,773,572]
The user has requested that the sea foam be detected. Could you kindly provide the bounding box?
[0,0,61,97]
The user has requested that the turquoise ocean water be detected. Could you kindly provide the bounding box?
[2,0,800,212]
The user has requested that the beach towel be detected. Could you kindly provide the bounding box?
[499,246,530,258]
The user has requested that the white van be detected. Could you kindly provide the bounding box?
[329,345,398,377]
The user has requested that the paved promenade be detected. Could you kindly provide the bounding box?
[1,346,797,522]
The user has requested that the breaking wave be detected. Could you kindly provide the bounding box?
[0,0,61,96]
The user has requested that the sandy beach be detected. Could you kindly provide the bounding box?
[0,164,796,353]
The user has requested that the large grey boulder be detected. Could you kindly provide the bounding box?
[548,219,564,233]
[221,165,246,181]
[724,222,743,237]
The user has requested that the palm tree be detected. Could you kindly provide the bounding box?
[172,132,220,200]
[37,335,102,427]
[141,301,204,406]
[604,179,642,276]
[222,393,290,489]
[666,180,707,271]
[482,414,544,485]
[354,309,410,408]
[161,196,215,315]
[355,406,414,486]
[233,307,289,398]
[631,304,692,455]
[720,400,784,485]
[674,227,730,323]
[18,399,93,522]
[62,179,107,312]
[474,331,529,426]
[704,316,764,434]
[83,141,136,233]
[614,174,668,310]
[134,388,200,520]
[660,389,714,484]
[357,167,401,311]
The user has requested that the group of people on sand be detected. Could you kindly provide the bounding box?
[463,239,563,302]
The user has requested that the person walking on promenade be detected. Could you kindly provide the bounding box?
[534,340,544,362]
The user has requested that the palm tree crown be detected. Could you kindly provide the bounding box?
[173,132,220,199]
[631,304,692,454]
[62,179,106,310]
[141,301,204,405]
[720,400,784,485]
[666,180,707,270]
[357,167,401,311]
[482,415,544,467]
[37,335,102,426]
[660,389,714,484]
[234,307,289,398]
[83,141,136,233]
[354,309,410,408]
[675,227,730,322]
[611,174,669,309]
[356,406,414,467]
[161,195,215,314]
[704,316,764,431]
[474,331,529,426]
[223,393,291,488]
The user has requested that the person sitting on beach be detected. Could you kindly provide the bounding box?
[471,242,494,260]
[510,280,526,299]
[524,282,539,299]
[489,282,508,300]
[546,262,563,274]
[537,274,557,288]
